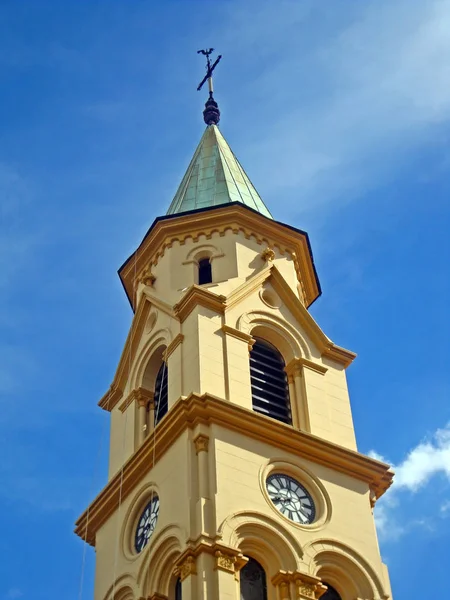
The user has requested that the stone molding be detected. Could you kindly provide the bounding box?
[138,266,156,287]
[261,247,276,262]
[163,334,184,360]
[174,555,197,582]
[194,434,209,454]
[294,573,327,599]
[285,357,328,377]
[118,204,321,310]
[118,387,154,413]
[221,324,255,351]
[174,285,226,322]
[272,571,327,599]
[76,393,393,545]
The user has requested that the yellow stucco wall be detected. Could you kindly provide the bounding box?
[89,221,391,600]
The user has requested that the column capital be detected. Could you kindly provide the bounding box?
[174,554,197,582]
[293,572,327,599]
[214,549,248,580]
[194,433,209,454]
[272,571,292,599]
[147,594,168,600]
[119,387,154,412]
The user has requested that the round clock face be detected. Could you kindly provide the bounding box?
[266,473,316,524]
[134,495,159,553]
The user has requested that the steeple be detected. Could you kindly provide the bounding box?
[166,125,273,218]
[166,49,273,218]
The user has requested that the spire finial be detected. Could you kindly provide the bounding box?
[197,48,222,125]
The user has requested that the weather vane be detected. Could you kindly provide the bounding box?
[197,48,222,125]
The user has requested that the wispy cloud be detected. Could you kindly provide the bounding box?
[370,423,450,540]
[4,588,23,600]
[218,0,450,209]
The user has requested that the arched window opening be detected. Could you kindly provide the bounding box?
[174,577,182,600]
[154,362,168,426]
[321,583,342,600]
[249,339,291,424]
[198,258,212,285]
[240,558,267,600]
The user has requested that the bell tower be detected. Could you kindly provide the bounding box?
[75,65,394,600]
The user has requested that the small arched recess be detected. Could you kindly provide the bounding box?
[141,344,169,430]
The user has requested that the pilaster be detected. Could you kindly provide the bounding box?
[221,324,254,410]
[193,433,212,536]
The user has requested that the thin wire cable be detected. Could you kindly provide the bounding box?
[111,249,139,599]
[78,382,114,600]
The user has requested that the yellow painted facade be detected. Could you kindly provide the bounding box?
[76,198,394,599]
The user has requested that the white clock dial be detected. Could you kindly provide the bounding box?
[266,474,315,524]
[134,495,159,553]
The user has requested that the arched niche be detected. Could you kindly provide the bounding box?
[304,539,384,600]
[237,310,311,363]
[218,510,302,577]
[102,574,136,600]
[130,328,172,392]
[137,524,183,597]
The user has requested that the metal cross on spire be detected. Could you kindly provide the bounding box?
[197,48,222,126]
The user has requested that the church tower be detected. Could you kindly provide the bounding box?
[75,56,394,600]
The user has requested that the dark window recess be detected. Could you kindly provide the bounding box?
[249,339,292,425]
[175,577,182,600]
[321,584,342,600]
[198,258,212,285]
[240,557,267,600]
[154,362,168,426]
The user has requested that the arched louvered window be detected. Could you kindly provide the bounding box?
[154,362,168,426]
[321,583,342,600]
[198,257,212,285]
[174,577,182,600]
[249,339,291,424]
[240,557,267,600]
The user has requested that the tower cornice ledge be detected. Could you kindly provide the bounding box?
[119,203,321,310]
[75,393,393,546]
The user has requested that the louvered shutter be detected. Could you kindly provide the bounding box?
[249,339,292,424]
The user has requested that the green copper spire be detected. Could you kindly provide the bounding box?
[166,125,273,218]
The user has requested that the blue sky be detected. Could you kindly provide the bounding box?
[0,1,449,598]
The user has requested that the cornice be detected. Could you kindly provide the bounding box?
[75,393,393,546]
[141,290,176,318]
[322,343,356,367]
[98,384,123,411]
[173,285,226,322]
[225,265,272,311]
[268,266,356,367]
[221,324,255,348]
[119,204,320,310]
[285,357,328,377]
[98,296,152,411]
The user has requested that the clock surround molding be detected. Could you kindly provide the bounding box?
[260,458,331,531]
[121,481,161,561]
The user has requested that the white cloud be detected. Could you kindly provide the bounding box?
[369,423,450,541]
[395,425,450,490]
